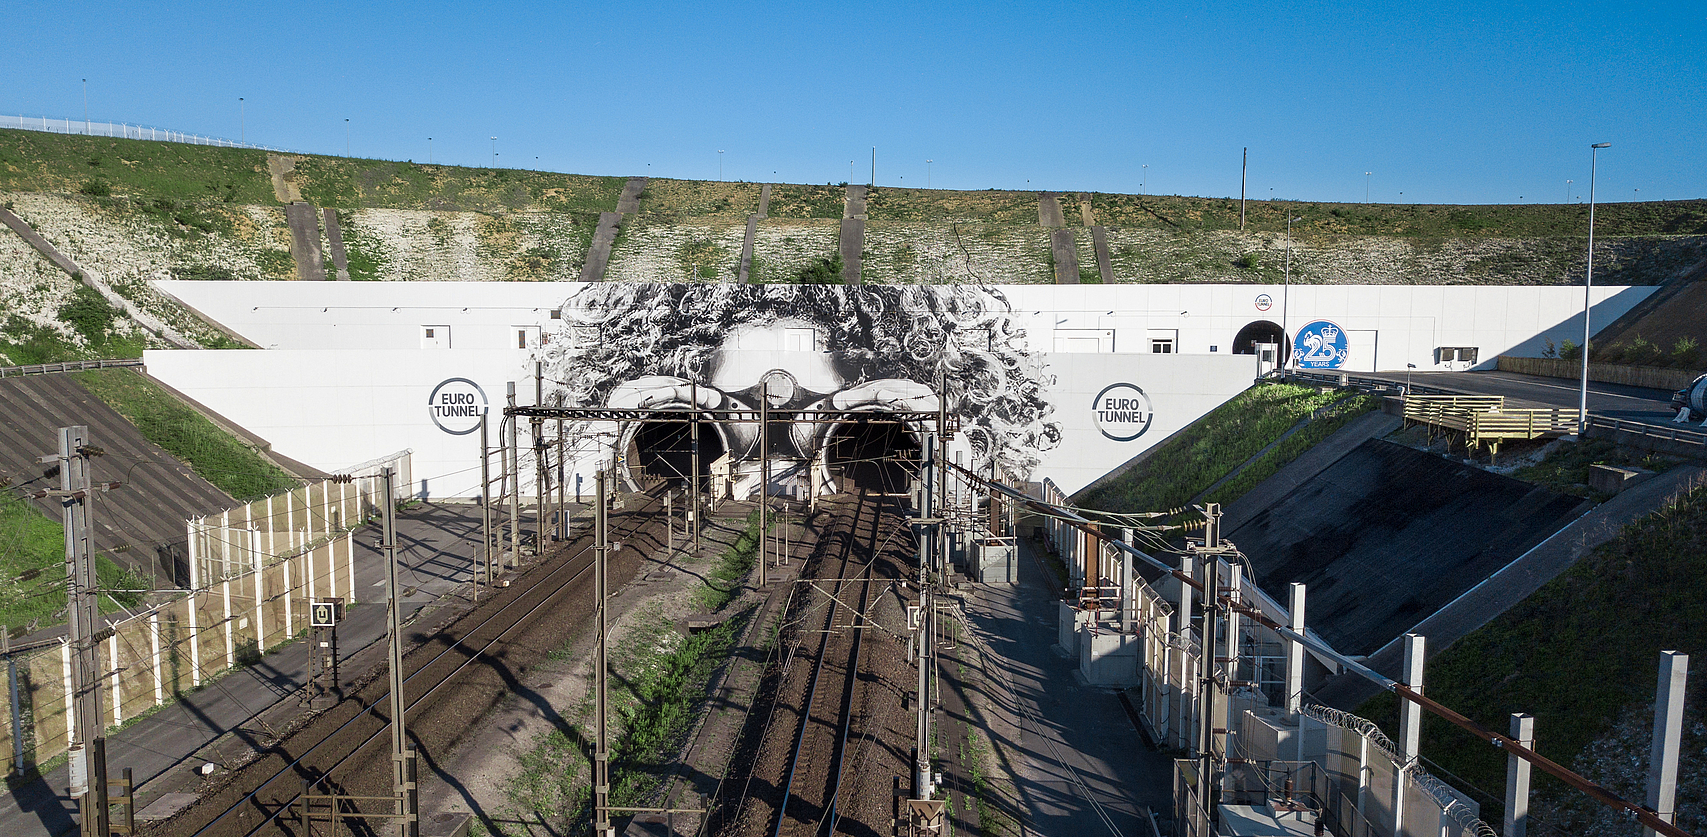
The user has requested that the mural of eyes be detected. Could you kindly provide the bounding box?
[543,283,1060,485]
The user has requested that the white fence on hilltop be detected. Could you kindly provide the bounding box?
[1,114,292,152]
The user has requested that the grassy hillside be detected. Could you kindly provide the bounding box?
[74,369,299,501]
[1076,382,1373,514]
[5,129,1704,237]
[1357,479,1707,836]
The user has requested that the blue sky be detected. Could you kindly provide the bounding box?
[5,0,1702,205]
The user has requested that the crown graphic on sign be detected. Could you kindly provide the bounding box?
[1319,324,1339,341]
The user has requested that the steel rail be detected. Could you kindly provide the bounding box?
[820,500,888,837]
[770,495,874,837]
[188,489,665,837]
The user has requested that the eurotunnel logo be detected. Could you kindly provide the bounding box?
[1294,320,1349,370]
[1092,383,1154,442]
[1255,293,1272,311]
[427,377,488,435]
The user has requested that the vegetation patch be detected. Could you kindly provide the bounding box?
[73,368,299,501]
[693,510,762,611]
[1201,394,1380,506]
[1357,478,1707,835]
[507,606,747,833]
[1077,382,1350,513]
[1505,437,1676,498]
[0,492,146,628]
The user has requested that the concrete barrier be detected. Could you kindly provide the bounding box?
[1497,355,1702,391]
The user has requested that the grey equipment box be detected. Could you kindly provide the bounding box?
[974,536,1018,584]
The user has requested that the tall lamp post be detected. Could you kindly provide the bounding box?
[1283,214,1301,367]
[491,136,498,168]
[1364,171,1373,202]
[1142,164,1148,194]
[926,159,933,189]
[1578,142,1611,436]
[238,98,245,142]
[718,149,724,181]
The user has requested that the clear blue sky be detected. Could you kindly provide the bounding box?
[5,0,1702,205]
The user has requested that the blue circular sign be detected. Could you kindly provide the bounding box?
[1293,320,1349,369]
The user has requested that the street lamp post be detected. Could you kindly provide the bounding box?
[718,150,724,181]
[1364,172,1373,202]
[1283,215,1301,367]
[491,137,498,168]
[1142,164,1148,195]
[428,138,432,164]
[926,159,933,189]
[1579,142,1611,436]
[82,79,88,134]
[239,98,244,142]
[1565,180,1573,203]
[345,118,350,156]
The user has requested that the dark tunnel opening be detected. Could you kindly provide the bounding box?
[824,417,921,495]
[629,419,726,488]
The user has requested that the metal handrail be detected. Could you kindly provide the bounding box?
[0,358,142,378]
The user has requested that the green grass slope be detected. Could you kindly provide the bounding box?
[1076,382,1376,514]
[74,368,299,501]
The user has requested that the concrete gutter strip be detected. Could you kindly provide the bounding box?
[0,207,199,348]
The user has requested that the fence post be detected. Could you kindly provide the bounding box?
[1286,583,1306,715]
[149,612,163,707]
[60,640,74,747]
[1395,634,1426,833]
[222,578,235,668]
[5,629,21,770]
[188,589,202,688]
[283,556,294,638]
[1644,651,1689,837]
[108,635,120,728]
[1504,713,1535,837]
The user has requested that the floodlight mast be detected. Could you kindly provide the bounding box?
[1579,142,1610,436]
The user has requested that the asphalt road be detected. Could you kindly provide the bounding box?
[1363,369,1685,427]
[0,502,540,837]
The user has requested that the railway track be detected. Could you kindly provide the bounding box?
[156,489,669,837]
[713,492,914,837]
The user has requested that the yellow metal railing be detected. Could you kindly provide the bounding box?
[1403,396,1580,459]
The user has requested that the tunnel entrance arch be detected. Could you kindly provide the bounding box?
[821,416,922,496]
[624,417,727,490]
[1233,320,1288,355]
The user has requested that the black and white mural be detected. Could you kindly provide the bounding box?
[539,283,1061,497]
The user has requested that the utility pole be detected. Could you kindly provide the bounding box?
[379,467,418,836]
[1196,501,1225,826]
[536,363,548,555]
[478,414,491,602]
[55,426,108,837]
[913,433,940,806]
[507,383,520,569]
[758,382,769,586]
[690,381,701,553]
[593,472,612,837]
[1239,148,1248,231]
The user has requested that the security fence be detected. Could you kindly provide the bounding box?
[1,115,291,152]
[0,533,353,774]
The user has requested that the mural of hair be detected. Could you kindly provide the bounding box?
[539,283,1060,478]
